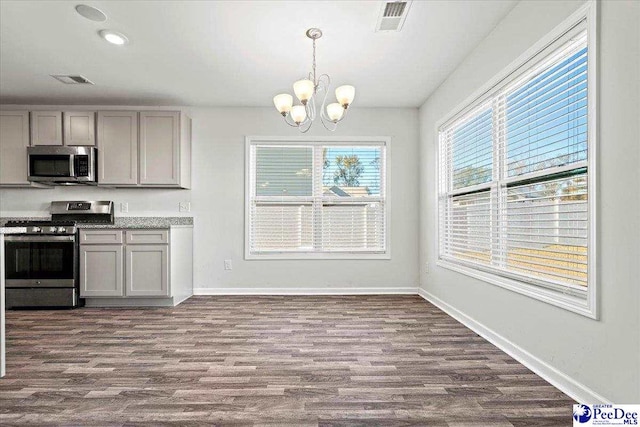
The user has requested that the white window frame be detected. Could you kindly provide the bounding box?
[245,136,391,260]
[435,1,598,318]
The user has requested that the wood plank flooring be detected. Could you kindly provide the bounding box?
[0,295,574,426]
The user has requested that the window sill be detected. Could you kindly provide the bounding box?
[245,252,391,261]
[436,259,597,319]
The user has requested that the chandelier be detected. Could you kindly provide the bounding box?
[273,28,355,132]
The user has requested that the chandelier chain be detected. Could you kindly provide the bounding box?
[312,38,317,90]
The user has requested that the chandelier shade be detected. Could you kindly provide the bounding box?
[290,105,307,124]
[273,94,293,115]
[293,79,314,104]
[326,103,344,122]
[272,28,355,132]
[335,85,356,108]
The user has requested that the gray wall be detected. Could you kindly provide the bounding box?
[418,0,640,402]
[190,107,419,291]
[0,107,420,292]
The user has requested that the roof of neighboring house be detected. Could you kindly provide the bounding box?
[323,186,371,197]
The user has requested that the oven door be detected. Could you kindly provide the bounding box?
[4,235,76,287]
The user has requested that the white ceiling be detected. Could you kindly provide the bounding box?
[0,0,517,108]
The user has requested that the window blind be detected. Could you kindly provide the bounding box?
[439,22,590,294]
[248,141,387,256]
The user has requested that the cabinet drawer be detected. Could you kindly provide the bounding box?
[125,229,168,245]
[80,229,124,244]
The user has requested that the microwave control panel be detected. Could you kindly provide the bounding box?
[74,156,90,177]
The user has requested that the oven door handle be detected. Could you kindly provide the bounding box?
[4,235,76,242]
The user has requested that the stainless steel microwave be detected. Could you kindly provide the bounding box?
[28,146,97,184]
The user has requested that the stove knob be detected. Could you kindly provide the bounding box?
[58,227,66,233]
[32,226,42,233]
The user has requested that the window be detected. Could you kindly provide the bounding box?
[437,8,596,317]
[246,137,388,259]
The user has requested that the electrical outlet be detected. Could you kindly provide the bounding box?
[224,259,232,270]
[179,202,191,212]
[120,202,128,213]
[425,262,430,274]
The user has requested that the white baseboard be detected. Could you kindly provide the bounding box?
[173,293,192,306]
[194,286,418,295]
[417,288,609,404]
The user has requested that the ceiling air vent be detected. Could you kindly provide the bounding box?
[376,1,412,32]
[51,75,95,85]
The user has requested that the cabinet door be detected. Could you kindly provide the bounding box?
[97,111,138,185]
[139,111,179,185]
[125,245,169,297]
[31,111,63,145]
[80,245,124,297]
[0,111,30,185]
[63,111,95,146]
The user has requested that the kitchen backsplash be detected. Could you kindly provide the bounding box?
[0,186,192,217]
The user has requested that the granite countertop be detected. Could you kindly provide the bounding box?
[0,217,193,229]
[78,217,193,229]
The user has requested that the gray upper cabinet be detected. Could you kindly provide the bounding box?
[0,111,30,186]
[31,111,63,145]
[4,107,191,188]
[30,110,95,146]
[97,111,138,185]
[125,245,169,297]
[63,111,95,146]
[139,111,180,186]
[97,110,190,188]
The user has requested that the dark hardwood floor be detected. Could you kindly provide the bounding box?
[0,295,574,426]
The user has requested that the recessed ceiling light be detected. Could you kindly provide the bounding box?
[99,30,128,46]
[75,4,107,22]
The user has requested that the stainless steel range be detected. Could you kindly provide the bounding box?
[4,201,114,309]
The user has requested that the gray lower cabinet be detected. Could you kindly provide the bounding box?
[80,245,124,297]
[79,229,174,301]
[125,245,168,297]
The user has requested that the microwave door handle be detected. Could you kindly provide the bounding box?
[69,154,75,177]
